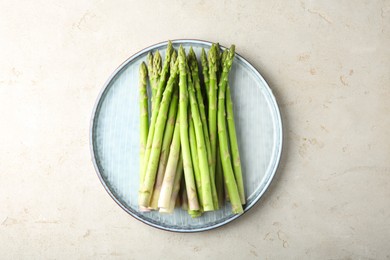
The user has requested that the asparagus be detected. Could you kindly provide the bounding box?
[220,50,227,76]
[146,52,153,94]
[215,140,224,206]
[200,48,210,101]
[158,112,181,209]
[188,48,219,209]
[207,44,218,204]
[169,155,184,211]
[139,62,149,188]
[139,48,178,207]
[226,84,245,204]
[187,63,214,211]
[217,45,243,214]
[137,42,244,216]
[178,45,200,211]
[188,209,202,218]
[160,155,183,213]
[217,49,228,205]
[215,43,221,79]
[148,51,162,109]
[225,181,230,202]
[188,110,202,208]
[148,85,179,209]
[153,50,162,86]
[140,42,173,201]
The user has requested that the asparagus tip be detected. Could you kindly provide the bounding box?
[153,50,162,76]
[139,62,147,78]
[166,41,173,58]
[223,45,236,71]
[170,50,178,71]
[201,48,206,57]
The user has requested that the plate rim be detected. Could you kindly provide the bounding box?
[89,39,283,233]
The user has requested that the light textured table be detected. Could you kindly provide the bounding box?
[1,0,389,259]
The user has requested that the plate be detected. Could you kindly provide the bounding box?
[90,39,282,232]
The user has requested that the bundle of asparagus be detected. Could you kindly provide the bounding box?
[138,41,245,216]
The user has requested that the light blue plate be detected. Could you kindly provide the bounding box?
[90,40,282,232]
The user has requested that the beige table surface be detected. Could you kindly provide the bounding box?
[1,0,389,259]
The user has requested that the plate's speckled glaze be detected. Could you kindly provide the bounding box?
[90,40,282,232]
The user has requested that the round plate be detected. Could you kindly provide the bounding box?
[90,39,282,232]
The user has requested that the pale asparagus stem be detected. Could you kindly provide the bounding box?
[188,111,202,209]
[187,64,214,211]
[169,155,184,211]
[208,45,218,202]
[138,62,149,211]
[148,86,179,209]
[178,45,199,211]
[188,48,218,209]
[215,140,224,206]
[226,84,245,204]
[159,155,183,213]
[158,112,181,209]
[140,42,173,202]
[139,48,178,207]
[218,46,243,214]
[200,48,210,101]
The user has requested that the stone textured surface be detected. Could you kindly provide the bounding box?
[0,0,389,259]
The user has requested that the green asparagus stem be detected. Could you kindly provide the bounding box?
[139,62,149,189]
[217,49,228,205]
[188,110,202,209]
[225,181,230,202]
[207,44,218,204]
[215,140,224,206]
[188,209,202,218]
[217,45,243,214]
[188,48,219,209]
[158,112,181,209]
[139,46,178,207]
[160,155,183,213]
[200,48,210,101]
[140,42,173,202]
[178,45,200,211]
[187,63,214,212]
[148,86,179,209]
[226,84,245,204]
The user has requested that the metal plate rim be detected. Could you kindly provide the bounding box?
[89,39,283,233]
